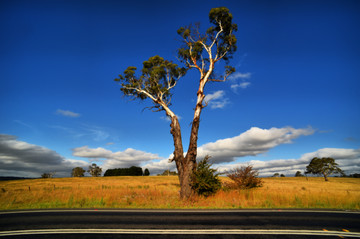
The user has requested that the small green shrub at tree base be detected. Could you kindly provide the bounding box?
[226,165,263,189]
[191,155,221,197]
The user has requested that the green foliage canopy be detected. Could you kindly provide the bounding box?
[115,56,186,113]
[71,167,85,177]
[177,7,237,79]
[144,168,150,176]
[88,163,102,177]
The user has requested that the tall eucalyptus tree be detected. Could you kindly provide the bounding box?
[115,7,238,198]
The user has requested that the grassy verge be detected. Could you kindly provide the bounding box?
[0,176,359,210]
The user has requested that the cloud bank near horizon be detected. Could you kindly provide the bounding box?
[1,126,359,177]
[0,134,88,177]
[216,148,360,177]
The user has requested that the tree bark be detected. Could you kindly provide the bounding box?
[323,173,328,181]
[180,79,206,198]
[175,68,210,199]
[169,116,192,199]
[169,113,201,199]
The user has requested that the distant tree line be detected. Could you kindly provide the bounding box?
[104,166,150,176]
[347,173,360,178]
[69,165,150,177]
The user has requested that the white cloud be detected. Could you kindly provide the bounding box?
[197,126,315,163]
[56,109,81,118]
[84,126,110,142]
[228,72,251,92]
[228,72,251,80]
[231,81,251,91]
[72,146,162,171]
[50,124,110,142]
[0,134,88,177]
[204,90,229,109]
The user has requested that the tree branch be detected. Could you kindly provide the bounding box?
[209,20,223,50]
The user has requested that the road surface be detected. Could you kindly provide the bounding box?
[0,209,359,238]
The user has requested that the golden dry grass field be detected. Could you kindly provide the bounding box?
[0,176,359,210]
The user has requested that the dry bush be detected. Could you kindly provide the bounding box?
[225,165,263,190]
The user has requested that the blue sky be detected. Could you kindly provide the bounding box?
[1,0,359,177]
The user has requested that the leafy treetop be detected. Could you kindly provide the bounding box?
[115,56,186,116]
[177,7,237,81]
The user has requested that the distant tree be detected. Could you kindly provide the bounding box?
[88,163,102,177]
[144,168,150,176]
[191,155,221,197]
[226,165,263,189]
[305,157,343,181]
[280,174,285,177]
[158,170,178,176]
[115,7,238,199]
[295,171,304,177]
[71,167,85,177]
[273,173,280,177]
[41,173,50,178]
[41,172,55,178]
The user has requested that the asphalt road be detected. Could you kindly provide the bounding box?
[0,209,359,238]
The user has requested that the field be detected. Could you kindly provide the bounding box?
[0,176,359,210]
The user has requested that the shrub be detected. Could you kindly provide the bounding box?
[226,165,263,189]
[191,155,221,197]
